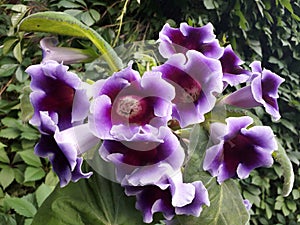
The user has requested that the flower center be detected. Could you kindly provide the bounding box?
[117,95,143,119]
[113,95,154,125]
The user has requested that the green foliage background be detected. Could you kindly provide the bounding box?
[0,0,299,224]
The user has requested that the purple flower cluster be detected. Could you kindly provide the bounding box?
[27,22,283,222]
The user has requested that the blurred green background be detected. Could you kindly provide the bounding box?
[0,0,299,224]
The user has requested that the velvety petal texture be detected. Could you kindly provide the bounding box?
[89,63,175,141]
[220,45,251,87]
[223,61,285,120]
[26,60,92,187]
[99,127,184,185]
[124,172,209,223]
[35,112,92,187]
[153,50,223,128]
[203,116,277,183]
[26,60,89,130]
[158,22,224,59]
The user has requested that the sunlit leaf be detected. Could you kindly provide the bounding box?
[18,150,42,167]
[24,167,45,182]
[36,183,55,207]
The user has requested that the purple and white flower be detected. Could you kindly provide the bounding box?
[220,45,251,87]
[35,112,93,187]
[125,172,209,223]
[223,61,285,121]
[153,50,223,128]
[158,22,224,59]
[99,127,184,186]
[40,37,97,64]
[26,60,90,130]
[89,63,175,141]
[26,60,93,186]
[203,116,277,183]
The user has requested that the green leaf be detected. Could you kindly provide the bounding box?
[45,170,59,187]
[64,9,83,17]
[32,167,145,225]
[203,0,215,9]
[57,0,82,8]
[36,183,55,207]
[15,66,28,82]
[249,40,262,57]
[89,9,101,22]
[18,150,42,167]
[81,11,95,26]
[18,11,123,72]
[24,218,33,225]
[183,124,209,170]
[279,0,300,21]
[0,167,15,189]
[0,151,10,163]
[279,119,297,135]
[0,213,17,225]
[10,4,29,28]
[13,42,22,63]
[20,86,34,122]
[3,38,18,55]
[13,168,24,184]
[4,197,37,217]
[0,128,20,139]
[1,117,20,128]
[273,139,294,197]
[24,167,45,182]
[0,144,9,163]
[0,64,18,77]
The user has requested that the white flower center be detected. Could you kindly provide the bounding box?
[116,95,143,119]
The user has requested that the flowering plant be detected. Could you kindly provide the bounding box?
[18,11,294,225]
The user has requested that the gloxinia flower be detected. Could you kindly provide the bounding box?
[220,45,251,87]
[40,37,97,64]
[89,63,175,141]
[223,61,285,121]
[158,22,224,59]
[153,50,223,128]
[35,112,93,187]
[26,60,90,130]
[125,172,209,223]
[203,116,277,184]
[99,127,185,186]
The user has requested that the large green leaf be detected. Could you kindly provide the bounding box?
[18,11,123,72]
[31,166,146,225]
[177,124,250,225]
